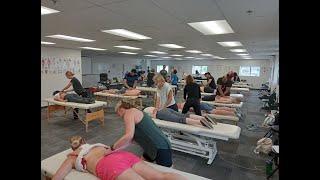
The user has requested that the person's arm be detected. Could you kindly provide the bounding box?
[206,79,212,87]
[155,92,161,109]
[217,85,225,97]
[198,86,201,100]
[132,80,138,89]
[163,89,173,108]
[61,82,72,92]
[123,79,130,89]
[112,114,135,150]
[183,86,187,100]
[52,156,75,180]
[223,87,231,96]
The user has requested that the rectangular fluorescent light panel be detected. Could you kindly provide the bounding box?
[185,50,202,53]
[237,53,250,56]
[149,51,167,54]
[144,55,157,57]
[41,6,60,15]
[101,29,151,40]
[188,20,234,35]
[185,57,194,59]
[230,49,247,53]
[46,34,95,42]
[41,41,55,45]
[201,54,213,56]
[213,56,225,59]
[80,47,106,51]
[162,57,172,59]
[119,52,137,55]
[174,58,183,60]
[217,41,243,47]
[171,54,183,57]
[158,44,185,49]
[195,58,204,60]
[114,45,141,50]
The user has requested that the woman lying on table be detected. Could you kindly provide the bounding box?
[51,136,186,180]
[143,106,217,128]
[53,91,95,104]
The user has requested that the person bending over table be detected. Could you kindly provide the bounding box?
[216,74,233,97]
[182,75,202,116]
[61,71,92,119]
[177,102,238,117]
[102,89,141,96]
[123,69,139,89]
[53,91,95,104]
[203,72,216,93]
[144,107,215,128]
[233,72,240,82]
[159,65,168,80]
[153,74,178,111]
[51,136,186,180]
[147,68,156,87]
[113,101,173,167]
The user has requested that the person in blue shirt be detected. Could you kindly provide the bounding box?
[123,69,139,89]
[171,69,179,95]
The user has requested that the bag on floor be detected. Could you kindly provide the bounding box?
[254,138,273,154]
[262,116,275,127]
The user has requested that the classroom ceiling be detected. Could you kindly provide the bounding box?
[41,0,279,60]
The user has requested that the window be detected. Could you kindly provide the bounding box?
[192,66,208,74]
[239,66,260,77]
[156,65,169,73]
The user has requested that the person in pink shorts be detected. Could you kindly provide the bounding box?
[52,136,186,180]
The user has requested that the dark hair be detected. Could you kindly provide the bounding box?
[185,75,194,85]
[234,72,238,76]
[53,91,60,96]
[131,69,137,73]
[173,69,177,74]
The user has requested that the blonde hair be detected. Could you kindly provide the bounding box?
[115,100,136,112]
[153,74,165,83]
[65,71,75,76]
[70,136,85,150]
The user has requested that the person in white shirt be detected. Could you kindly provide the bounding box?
[153,74,178,111]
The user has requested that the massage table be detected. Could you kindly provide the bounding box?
[152,118,241,164]
[201,92,244,100]
[201,100,244,108]
[94,92,146,108]
[230,87,250,93]
[41,149,210,180]
[44,98,107,132]
[232,84,252,88]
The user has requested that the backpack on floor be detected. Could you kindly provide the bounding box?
[254,138,273,154]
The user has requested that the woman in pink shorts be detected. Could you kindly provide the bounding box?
[52,136,186,180]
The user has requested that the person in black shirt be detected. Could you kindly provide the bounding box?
[182,75,202,116]
[62,71,92,119]
[233,72,240,82]
[216,74,233,96]
[203,72,216,93]
[147,68,156,87]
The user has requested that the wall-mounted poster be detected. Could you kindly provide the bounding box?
[41,57,81,75]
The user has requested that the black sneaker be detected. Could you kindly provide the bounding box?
[200,119,213,129]
[205,115,218,125]
[73,117,79,120]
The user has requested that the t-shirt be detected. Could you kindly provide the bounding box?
[207,77,216,90]
[216,77,233,96]
[171,74,179,85]
[159,69,168,79]
[124,73,139,87]
[184,82,201,100]
[147,72,155,86]
[71,77,85,95]
[157,82,176,109]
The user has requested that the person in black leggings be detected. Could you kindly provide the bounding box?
[182,75,202,116]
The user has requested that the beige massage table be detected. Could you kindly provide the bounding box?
[153,118,241,164]
[41,149,210,180]
[94,92,146,108]
[201,100,244,108]
[232,84,252,88]
[44,98,107,132]
[201,92,244,100]
[230,87,250,93]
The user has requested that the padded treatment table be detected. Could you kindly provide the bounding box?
[232,84,251,88]
[152,118,241,164]
[94,92,146,108]
[201,100,244,108]
[230,87,250,93]
[44,98,107,132]
[201,93,244,100]
[41,149,210,180]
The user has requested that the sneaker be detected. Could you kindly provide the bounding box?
[200,119,213,129]
[73,117,79,120]
[205,115,218,125]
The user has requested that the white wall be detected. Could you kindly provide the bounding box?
[150,59,272,88]
[270,55,279,100]
[41,46,82,107]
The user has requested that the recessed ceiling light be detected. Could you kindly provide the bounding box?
[185,57,195,59]
[149,51,167,54]
[114,45,141,50]
[101,29,151,40]
[185,50,202,53]
[41,6,60,15]
[188,20,234,35]
[171,54,183,57]
[217,41,243,47]
[41,41,55,45]
[46,34,95,42]
[162,57,172,59]
[144,55,157,57]
[80,47,106,51]
[230,49,247,53]
[119,52,137,55]
[243,57,252,59]
[201,54,213,56]
[237,53,250,56]
[158,44,185,49]
[195,58,204,60]
[213,56,225,59]
[174,58,183,60]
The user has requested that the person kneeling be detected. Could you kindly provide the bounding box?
[53,91,95,104]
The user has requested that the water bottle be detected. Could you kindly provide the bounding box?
[266,160,273,176]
